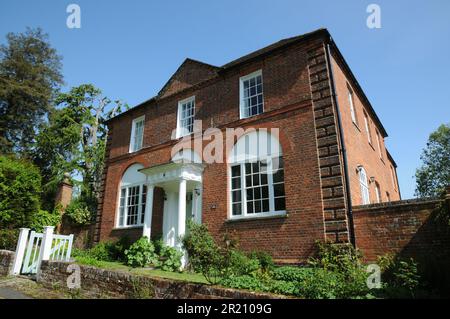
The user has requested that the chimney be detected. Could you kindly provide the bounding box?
[55,172,73,211]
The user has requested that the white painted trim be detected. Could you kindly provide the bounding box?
[12,228,30,275]
[176,96,195,138]
[229,210,287,221]
[129,115,145,153]
[239,69,264,119]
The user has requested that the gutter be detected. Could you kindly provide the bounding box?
[324,39,356,247]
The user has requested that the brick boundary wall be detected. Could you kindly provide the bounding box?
[353,193,450,262]
[37,260,287,299]
[0,250,15,276]
[307,44,349,243]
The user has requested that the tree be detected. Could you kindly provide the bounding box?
[0,155,42,229]
[0,27,63,154]
[415,123,450,197]
[33,84,127,215]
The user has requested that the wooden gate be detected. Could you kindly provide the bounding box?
[13,227,74,275]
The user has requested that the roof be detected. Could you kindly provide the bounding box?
[106,28,388,138]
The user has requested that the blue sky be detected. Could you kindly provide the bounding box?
[1,0,449,198]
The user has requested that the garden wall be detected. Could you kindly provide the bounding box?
[37,260,285,299]
[0,250,15,276]
[353,193,450,262]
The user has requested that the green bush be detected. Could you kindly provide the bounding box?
[272,266,315,282]
[0,228,19,250]
[29,208,61,232]
[125,237,158,268]
[182,221,224,284]
[65,197,93,225]
[268,279,299,296]
[0,156,42,229]
[159,245,183,272]
[303,241,371,299]
[248,251,274,272]
[226,250,261,277]
[377,254,421,298]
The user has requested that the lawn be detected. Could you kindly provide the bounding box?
[74,257,208,284]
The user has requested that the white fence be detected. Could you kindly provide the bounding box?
[12,226,74,275]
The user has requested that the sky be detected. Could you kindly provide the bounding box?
[1,0,449,199]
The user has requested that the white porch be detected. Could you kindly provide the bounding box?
[139,162,204,266]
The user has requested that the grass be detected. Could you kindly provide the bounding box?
[74,257,208,284]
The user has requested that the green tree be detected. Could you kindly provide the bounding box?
[415,123,450,197]
[0,28,63,154]
[0,155,42,229]
[33,84,127,215]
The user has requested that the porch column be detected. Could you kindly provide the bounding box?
[178,178,187,268]
[177,178,187,242]
[143,184,155,240]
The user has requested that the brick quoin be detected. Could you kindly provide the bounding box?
[94,29,420,264]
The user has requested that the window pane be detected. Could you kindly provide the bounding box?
[262,199,270,212]
[231,165,240,177]
[273,183,285,197]
[247,188,254,200]
[272,169,284,183]
[274,197,286,211]
[254,200,261,213]
[232,177,241,190]
[232,203,242,216]
[247,201,254,214]
[232,190,241,202]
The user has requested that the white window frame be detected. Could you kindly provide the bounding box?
[363,112,372,144]
[176,96,195,138]
[228,156,286,220]
[358,166,370,205]
[116,182,146,228]
[376,130,384,160]
[348,87,357,124]
[375,183,381,203]
[239,70,264,119]
[129,116,145,153]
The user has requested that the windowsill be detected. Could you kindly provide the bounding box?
[380,157,385,165]
[368,143,375,151]
[112,225,143,231]
[352,122,361,132]
[226,211,287,223]
[175,131,194,140]
[239,113,263,121]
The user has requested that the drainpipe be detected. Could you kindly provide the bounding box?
[324,40,356,247]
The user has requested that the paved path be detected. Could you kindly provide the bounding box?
[0,278,33,299]
[0,286,32,299]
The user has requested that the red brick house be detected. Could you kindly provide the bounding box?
[95,28,400,264]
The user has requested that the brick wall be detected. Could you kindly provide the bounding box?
[353,195,450,262]
[330,52,401,206]
[37,260,285,299]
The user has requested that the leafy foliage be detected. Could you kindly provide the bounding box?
[415,123,450,198]
[65,197,93,225]
[0,27,63,154]
[33,84,128,214]
[29,208,61,232]
[0,155,42,229]
[377,254,421,298]
[159,245,183,272]
[182,221,224,284]
[0,228,19,250]
[125,237,158,268]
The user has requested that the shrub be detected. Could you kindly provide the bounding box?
[125,237,158,268]
[226,250,261,277]
[304,241,371,299]
[377,254,421,298]
[182,221,224,284]
[159,245,183,272]
[0,228,19,250]
[0,156,42,229]
[248,251,274,272]
[268,279,299,296]
[65,197,93,225]
[272,266,315,283]
[29,208,61,232]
